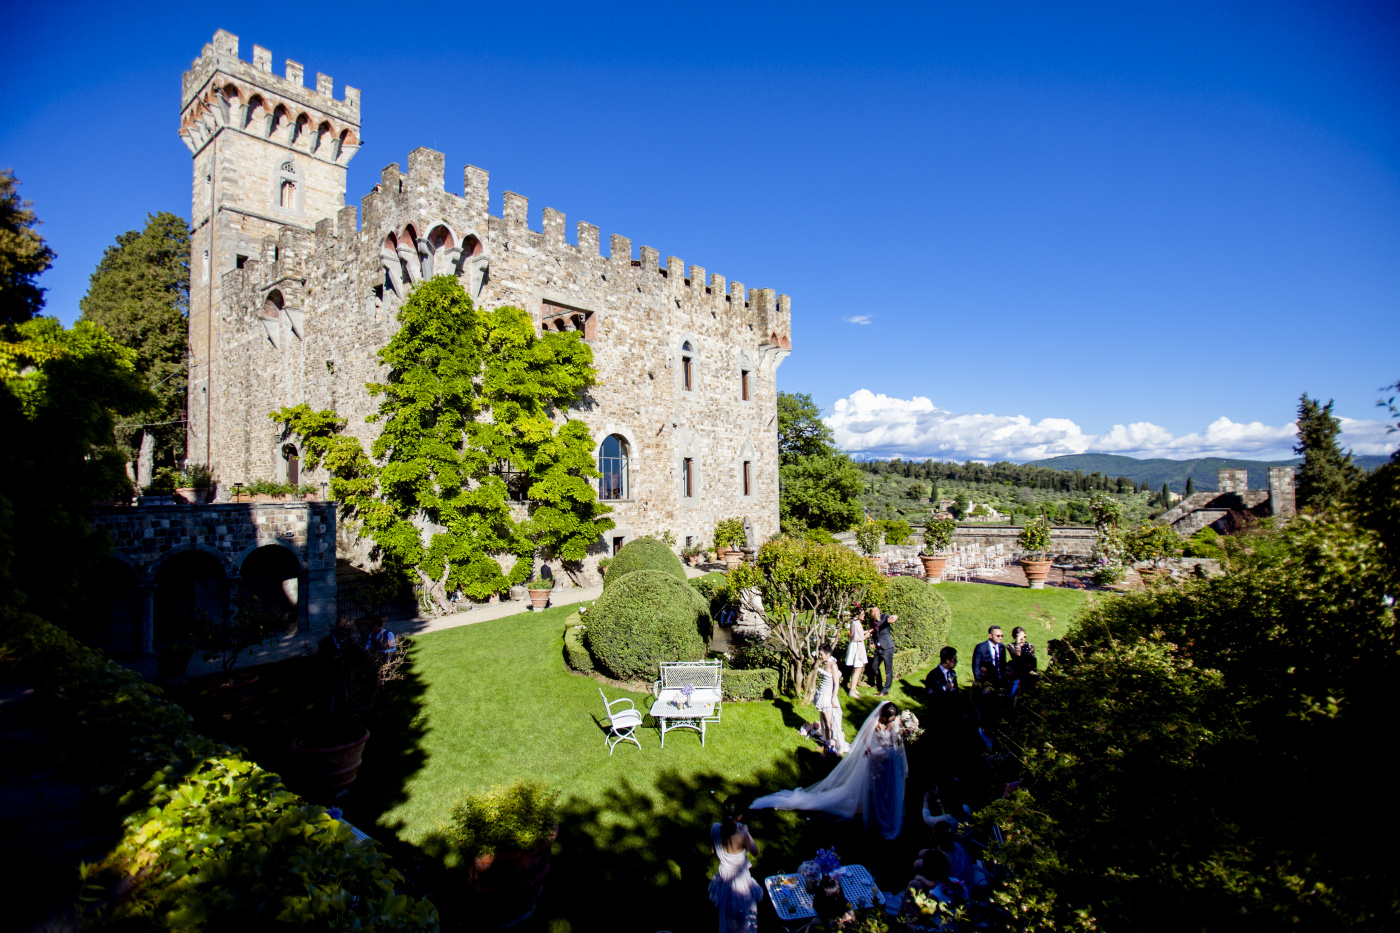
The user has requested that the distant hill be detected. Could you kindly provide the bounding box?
[1024,453,1391,492]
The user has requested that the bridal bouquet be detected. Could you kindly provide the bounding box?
[898,709,923,744]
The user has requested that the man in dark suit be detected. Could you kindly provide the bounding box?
[971,626,1006,687]
[871,606,898,695]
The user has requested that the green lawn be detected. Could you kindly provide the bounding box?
[203,579,1095,931]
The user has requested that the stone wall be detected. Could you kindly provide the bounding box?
[89,501,336,654]
[186,32,793,582]
[838,525,1098,558]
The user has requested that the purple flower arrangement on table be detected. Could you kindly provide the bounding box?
[814,847,841,874]
[678,683,695,709]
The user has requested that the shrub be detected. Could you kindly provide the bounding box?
[602,536,686,590]
[723,667,779,701]
[446,779,560,860]
[0,615,438,931]
[689,574,733,619]
[713,516,747,550]
[893,647,925,681]
[142,467,178,495]
[526,573,555,589]
[881,575,952,661]
[585,570,709,680]
[923,518,956,551]
[563,622,593,673]
[878,518,913,545]
[1183,526,1224,559]
[854,523,883,556]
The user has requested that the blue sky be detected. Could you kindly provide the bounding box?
[3,1,1396,461]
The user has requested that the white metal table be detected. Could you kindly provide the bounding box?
[764,864,884,921]
[649,692,717,747]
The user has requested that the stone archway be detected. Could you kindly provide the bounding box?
[240,543,303,634]
[153,549,228,649]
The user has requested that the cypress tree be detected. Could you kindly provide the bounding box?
[1293,393,1362,510]
[1159,482,1171,507]
[1185,475,1195,495]
[79,212,190,466]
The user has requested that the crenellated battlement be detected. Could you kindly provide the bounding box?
[179,30,360,161]
[355,145,790,344]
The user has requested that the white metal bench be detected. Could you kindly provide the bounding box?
[650,660,723,747]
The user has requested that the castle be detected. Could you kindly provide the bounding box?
[179,30,791,574]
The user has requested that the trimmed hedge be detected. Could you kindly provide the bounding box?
[603,536,687,590]
[0,614,439,932]
[585,569,709,680]
[564,622,593,673]
[882,575,953,661]
[723,667,779,701]
[893,647,926,681]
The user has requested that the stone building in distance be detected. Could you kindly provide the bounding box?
[1158,468,1297,537]
[178,30,791,574]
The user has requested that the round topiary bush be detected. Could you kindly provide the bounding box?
[603,536,687,590]
[585,570,710,680]
[881,575,952,660]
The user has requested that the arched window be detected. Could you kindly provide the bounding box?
[282,443,300,486]
[276,160,299,213]
[598,435,629,500]
[263,289,284,318]
[280,180,295,208]
[681,341,694,392]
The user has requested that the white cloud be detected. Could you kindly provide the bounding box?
[842,315,872,325]
[824,389,1398,462]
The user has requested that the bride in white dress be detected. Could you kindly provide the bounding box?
[750,701,908,840]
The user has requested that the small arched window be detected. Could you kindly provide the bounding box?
[598,435,629,500]
[263,289,284,318]
[282,443,300,486]
[681,341,694,392]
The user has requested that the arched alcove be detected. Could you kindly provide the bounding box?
[240,544,302,632]
[153,550,227,648]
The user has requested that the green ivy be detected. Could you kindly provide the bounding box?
[273,276,612,601]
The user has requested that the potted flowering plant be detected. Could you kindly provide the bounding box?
[854,523,883,565]
[919,518,956,582]
[174,464,213,504]
[714,517,747,568]
[448,780,560,926]
[681,544,703,566]
[526,572,555,610]
[1017,515,1054,589]
[1126,522,1183,586]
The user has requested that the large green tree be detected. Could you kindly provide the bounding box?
[1,318,153,619]
[78,212,190,466]
[0,169,55,327]
[777,390,863,533]
[1293,392,1362,510]
[274,276,612,610]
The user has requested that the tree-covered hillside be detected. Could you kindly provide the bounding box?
[1025,452,1390,492]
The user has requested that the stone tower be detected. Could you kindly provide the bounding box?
[178,29,360,469]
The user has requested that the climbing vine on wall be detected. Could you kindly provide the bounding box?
[272,275,613,606]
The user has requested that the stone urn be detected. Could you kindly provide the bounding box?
[1020,559,1053,590]
[721,548,742,570]
[291,727,371,797]
[175,487,209,505]
[467,826,558,927]
[528,588,551,610]
[919,555,948,583]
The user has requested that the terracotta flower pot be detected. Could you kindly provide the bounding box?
[1020,559,1053,590]
[722,549,743,570]
[919,555,948,583]
[291,727,371,796]
[467,826,558,927]
[528,588,551,610]
[210,673,260,719]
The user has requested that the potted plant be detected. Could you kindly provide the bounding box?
[681,544,703,567]
[854,523,883,567]
[292,620,409,797]
[596,556,612,578]
[1126,522,1183,586]
[193,594,286,718]
[447,779,560,927]
[919,518,956,582]
[139,468,178,506]
[1017,515,1054,589]
[526,572,554,610]
[175,464,213,504]
[714,517,747,568]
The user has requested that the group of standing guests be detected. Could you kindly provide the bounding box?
[809,605,901,757]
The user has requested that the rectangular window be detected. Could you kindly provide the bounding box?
[741,370,750,401]
[682,357,693,392]
[682,458,693,497]
[235,254,249,270]
[612,536,625,555]
[743,461,751,496]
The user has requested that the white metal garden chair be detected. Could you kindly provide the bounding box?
[598,687,643,755]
